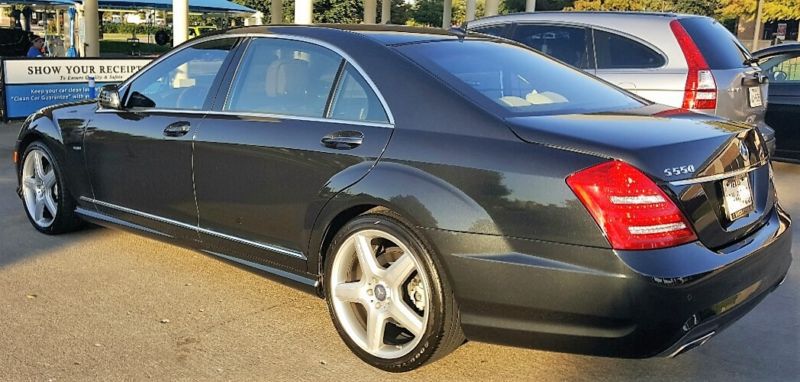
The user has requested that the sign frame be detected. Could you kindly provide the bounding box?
[1,56,151,121]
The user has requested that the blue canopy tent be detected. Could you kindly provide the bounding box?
[72,0,255,14]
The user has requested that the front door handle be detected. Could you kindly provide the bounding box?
[164,121,191,137]
[321,130,363,149]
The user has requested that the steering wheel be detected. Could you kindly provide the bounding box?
[772,70,788,82]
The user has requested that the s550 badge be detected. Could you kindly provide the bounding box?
[664,165,695,177]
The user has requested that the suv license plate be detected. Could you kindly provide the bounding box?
[722,174,754,221]
[748,86,763,108]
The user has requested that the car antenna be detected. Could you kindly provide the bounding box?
[448,22,468,41]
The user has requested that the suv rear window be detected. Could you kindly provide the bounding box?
[396,40,642,116]
[679,17,751,69]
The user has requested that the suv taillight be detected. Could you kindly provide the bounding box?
[670,19,717,110]
[566,161,698,250]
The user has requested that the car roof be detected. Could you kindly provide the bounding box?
[469,11,702,26]
[221,24,470,46]
[752,42,800,59]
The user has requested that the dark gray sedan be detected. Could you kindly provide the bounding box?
[14,25,792,372]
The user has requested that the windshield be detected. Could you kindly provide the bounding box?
[396,39,643,116]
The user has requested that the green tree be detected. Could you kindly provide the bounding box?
[718,0,800,22]
[502,0,574,13]
[378,0,414,24]
[314,0,363,23]
[412,0,445,27]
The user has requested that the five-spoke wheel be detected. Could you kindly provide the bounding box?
[19,142,81,234]
[329,229,430,359]
[325,211,464,372]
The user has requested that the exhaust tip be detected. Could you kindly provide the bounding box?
[668,331,716,358]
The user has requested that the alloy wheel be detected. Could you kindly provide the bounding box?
[21,148,59,228]
[329,229,431,359]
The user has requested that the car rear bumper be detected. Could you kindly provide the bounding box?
[429,205,792,358]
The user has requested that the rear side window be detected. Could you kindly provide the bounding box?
[593,30,665,69]
[397,40,642,116]
[679,17,750,69]
[225,38,342,117]
[329,64,389,123]
[511,24,591,69]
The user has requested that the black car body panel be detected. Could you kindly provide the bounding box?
[753,43,800,162]
[14,25,792,360]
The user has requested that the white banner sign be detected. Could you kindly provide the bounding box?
[3,59,151,85]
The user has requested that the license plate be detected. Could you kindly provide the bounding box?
[722,174,754,221]
[748,86,763,108]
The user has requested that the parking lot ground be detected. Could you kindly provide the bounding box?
[0,123,797,381]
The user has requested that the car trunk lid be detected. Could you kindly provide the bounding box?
[506,104,774,249]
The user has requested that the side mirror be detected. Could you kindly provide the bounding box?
[98,85,122,110]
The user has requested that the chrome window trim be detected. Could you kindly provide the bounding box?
[95,108,394,129]
[668,160,766,186]
[81,197,307,260]
[115,32,395,127]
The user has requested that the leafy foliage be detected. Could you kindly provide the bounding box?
[718,0,800,22]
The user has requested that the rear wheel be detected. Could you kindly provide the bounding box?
[324,211,464,372]
[19,142,82,234]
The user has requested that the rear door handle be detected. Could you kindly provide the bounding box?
[321,131,363,149]
[163,121,191,137]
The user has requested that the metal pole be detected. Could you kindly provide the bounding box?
[526,0,536,12]
[364,0,376,24]
[381,0,391,24]
[83,0,99,56]
[442,0,452,28]
[466,0,476,21]
[485,0,499,17]
[752,0,764,51]
[295,0,312,24]
[271,0,282,24]
[172,0,188,46]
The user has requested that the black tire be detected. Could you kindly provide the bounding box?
[324,209,465,372]
[19,141,82,235]
[155,30,170,46]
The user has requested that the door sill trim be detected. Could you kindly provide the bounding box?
[79,196,307,260]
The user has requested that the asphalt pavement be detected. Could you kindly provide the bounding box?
[0,123,797,381]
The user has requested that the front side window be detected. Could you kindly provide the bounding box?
[329,64,389,123]
[225,38,342,117]
[397,40,642,116]
[126,38,235,109]
[593,30,665,69]
[511,24,591,69]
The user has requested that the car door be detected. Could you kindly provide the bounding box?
[758,49,800,161]
[84,37,240,241]
[508,23,594,74]
[193,36,393,271]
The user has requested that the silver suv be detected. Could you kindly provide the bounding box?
[469,12,776,152]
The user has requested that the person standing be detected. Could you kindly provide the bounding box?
[27,36,44,57]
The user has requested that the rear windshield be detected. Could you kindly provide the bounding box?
[396,40,642,116]
[679,17,752,69]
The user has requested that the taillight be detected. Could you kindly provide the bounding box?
[670,19,717,110]
[566,161,697,250]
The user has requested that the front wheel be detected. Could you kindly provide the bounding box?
[324,211,464,372]
[19,142,82,234]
